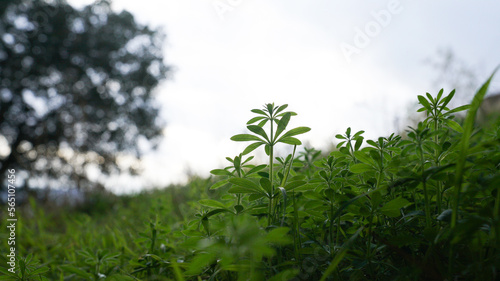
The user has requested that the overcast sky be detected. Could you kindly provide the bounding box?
[70,0,500,193]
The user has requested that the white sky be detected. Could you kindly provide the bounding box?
[69,0,500,193]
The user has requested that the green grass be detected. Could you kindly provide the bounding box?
[1,73,500,280]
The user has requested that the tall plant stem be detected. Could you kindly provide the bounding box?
[419,146,432,228]
[268,119,275,226]
[433,118,444,220]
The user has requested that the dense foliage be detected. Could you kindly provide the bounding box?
[0,0,169,191]
[1,72,499,280]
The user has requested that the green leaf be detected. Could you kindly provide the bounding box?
[210,179,229,189]
[437,209,452,222]
[242,142,265,155]
[371,191,383,207]
[259,177,272,195]
[426,92,435,104]
[368,149,382,165]
[248,194,266,201]
[266,103,274,114]
[277,127,311,142]
[234,205,244,213]
[417,95,432,111]
[60,265,93,279]
[228,185,258,194]
[247,116,266,124]
[231,134,264,142]
[198,199,227,209]
[275,112,291,139]
[335,134,346,140]
[284,180,306,191]
[439,89,454,109]
[353,130,365,138]
[0,267,16,277]
[246,164,267,175]
[275,104,289,115]
[353,150,375,166]
[241,155,254,164]
[204,208,232,218]
[336,141,346,148]
[303,191,323,200]
[30,266,50,275]
[265,227,292,244]
[264,144,270,155]
[279,137,302,145]
[294,183,319,191]
[436,88,444,101]
[251,109,267,116]
[379,197,411,217]
[350,163,373,173]
[233,155,241,172]
[319,170,328,181]
[366,139,378,148]
[445,104,470,115]
[258,119,268,127]
[247,125,270,142]
[354,137,364,151]
[229,178,264,194]
[210,169,232,176]
[444,119,463,133]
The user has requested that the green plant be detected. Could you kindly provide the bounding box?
[60,249,121,280]
[4,72,500,280]
[0,254,49,281]
[229,103,310,226]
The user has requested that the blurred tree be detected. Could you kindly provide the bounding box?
[0,0,169,191]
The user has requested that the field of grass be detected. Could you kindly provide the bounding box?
[1,72,499,280]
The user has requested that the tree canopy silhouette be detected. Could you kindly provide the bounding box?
[0,0,169,191]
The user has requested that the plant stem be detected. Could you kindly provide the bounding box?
[420,151,432,229]
[268,118,275,226]
[433,116,444,222]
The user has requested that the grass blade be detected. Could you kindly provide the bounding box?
[319,226,363,281]
[452,66,498,228]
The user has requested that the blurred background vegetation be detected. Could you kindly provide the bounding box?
[0,0,169,198]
